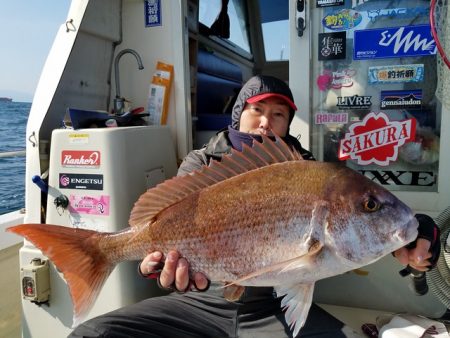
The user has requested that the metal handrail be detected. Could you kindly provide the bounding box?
[0,150,26,158]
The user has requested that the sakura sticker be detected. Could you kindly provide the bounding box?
[69,194,110,216]
[338,112,416,166]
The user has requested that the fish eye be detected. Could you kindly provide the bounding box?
[363,197,381,212]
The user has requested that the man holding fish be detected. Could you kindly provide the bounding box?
[9,76,440,337]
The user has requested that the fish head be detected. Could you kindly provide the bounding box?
[324,166,418,267]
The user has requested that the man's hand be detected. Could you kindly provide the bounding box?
[139,250,210,292]
[393,213,441,272]
[393,239,432,272]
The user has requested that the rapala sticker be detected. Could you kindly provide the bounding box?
[69,194,110,216]
[318,32,346,60]
[337,95,372,110]
[354,24,436,60]
[368,64,424,84]
[59,173,104,190]
[338,112,417,166]
[315,112,348,124]
[380,90,422,110]
[322,9,362,31]
[61,150,101,168]
[367,7,429,23]
[317,0,344,7]
[331,69,356,89]
[144,0,162,27]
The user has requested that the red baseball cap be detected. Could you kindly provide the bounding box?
[246,93,297,111]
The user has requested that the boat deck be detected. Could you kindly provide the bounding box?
[0,243,21,338]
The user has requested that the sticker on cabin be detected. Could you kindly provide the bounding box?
[331,69,355,89]
[59,173,104,190]
[338,112,417,166]
[353,24,436,60]
[380,90,422,110]
[315,112,348,124]
[68,133,89,144]
[69,194,110,216]
[144,0,162,27]
[317,0,344,7]
[318,32,346,60]
[337,95,372,110]
[61,150,101,168]
[322,9,362,31]
[367,7,429,23]
[368,64,424,84]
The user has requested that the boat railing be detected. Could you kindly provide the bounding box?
[0,150,26,158]
[0,149,26,250]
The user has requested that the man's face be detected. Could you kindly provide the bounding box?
[239,97,290,137]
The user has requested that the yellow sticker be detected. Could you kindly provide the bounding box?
[68,133,89,144]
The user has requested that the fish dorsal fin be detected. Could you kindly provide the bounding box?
[129,135,303,228]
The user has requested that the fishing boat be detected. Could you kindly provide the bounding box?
[2,0,450,337]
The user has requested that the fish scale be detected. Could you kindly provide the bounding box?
[7,135,418,335]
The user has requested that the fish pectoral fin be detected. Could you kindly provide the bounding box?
[274,282,315,337]
[224,249,323,287]
[223,284,245,301]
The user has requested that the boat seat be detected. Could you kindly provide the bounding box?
[195,49,242,134]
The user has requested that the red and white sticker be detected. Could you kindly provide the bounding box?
[61,150,101,168]
[68,194,110,216]
[338,112,416,166]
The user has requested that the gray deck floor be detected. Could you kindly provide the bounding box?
[0,243,21,338]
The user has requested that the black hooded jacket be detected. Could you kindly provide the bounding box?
[178,129,314,176]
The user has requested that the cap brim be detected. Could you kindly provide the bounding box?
[247,93,297,111]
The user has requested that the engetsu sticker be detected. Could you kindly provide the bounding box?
[337,95,372,110]
[315,112,348,124]
[354,24,436,60]
[59,173,104,190]
[317,0,344,7]
[318,32,346,60]
[380,90,422,110]
[69,194,110,216]
[322,9,362,31]
[338,112,417,166]
[368,64,424,84]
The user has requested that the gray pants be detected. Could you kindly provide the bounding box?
[69,287,346,338]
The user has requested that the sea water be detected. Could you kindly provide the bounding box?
[0,101,29,215]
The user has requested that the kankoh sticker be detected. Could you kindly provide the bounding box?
[338,112,416,166]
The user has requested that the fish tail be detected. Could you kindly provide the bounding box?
[7,223,114,327]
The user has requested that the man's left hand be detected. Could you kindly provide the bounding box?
[393,213,441,272]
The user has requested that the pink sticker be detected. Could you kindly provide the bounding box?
[315,112,348,124]
[331,69,356,89]
[69,194,110,216]
[338,112,416,166]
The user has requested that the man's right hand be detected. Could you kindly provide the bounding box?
[139,250,210,292]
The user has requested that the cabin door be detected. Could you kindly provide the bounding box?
[289,0,450,213]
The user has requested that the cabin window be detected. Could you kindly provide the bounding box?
[259,0,289,61]
[199,0,251,53]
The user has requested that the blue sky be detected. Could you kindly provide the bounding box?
[0,1,70,102]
